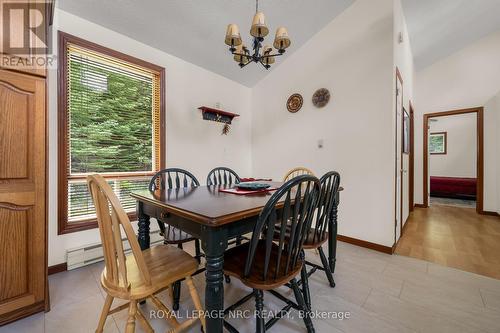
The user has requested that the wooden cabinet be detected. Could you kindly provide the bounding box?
[0,69,47,324]
[0,0,52,324]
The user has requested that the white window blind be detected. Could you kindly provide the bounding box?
[65,44,161,223]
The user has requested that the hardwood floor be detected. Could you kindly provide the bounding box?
[396,205,500,279]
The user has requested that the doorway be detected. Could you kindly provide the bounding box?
[423,107,484,214]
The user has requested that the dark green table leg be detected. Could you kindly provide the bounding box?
[137,201,150,251]
[137,202,150,306]
[202,227,227,333]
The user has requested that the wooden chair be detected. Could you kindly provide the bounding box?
[87,174,205,333]
[300,171,340,309]
[223,175,321,333]
[206,166,241,186]
[282,166,315,182]
[149,168,202,311]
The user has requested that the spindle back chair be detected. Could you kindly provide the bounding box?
[223,175,320,333]
[148,168,203,311]
[206,167,241,186]
[88,174,205,333]
[282,166,315,182]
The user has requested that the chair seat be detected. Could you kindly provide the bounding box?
[160,222,197,244]
[101,244,199,299]
[273,227,328,249]
[223,240,302,290]
[303,229,328,249]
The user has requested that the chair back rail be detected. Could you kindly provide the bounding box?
[206,167,241,186]
[88,174,152,292]
[309,171,341,244]
[283,167,315,182]
[149,168,200,191]
[149,168,200,242]
[245,175,320,281]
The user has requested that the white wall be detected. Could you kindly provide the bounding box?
[415,30,500,212]
[48,9,252,265]
[484,91,500,213]
[393,0,415,231]
[251,0,395,247]
[429,113,477,178]
[497,93,500,214]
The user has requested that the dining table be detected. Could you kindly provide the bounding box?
[131,181,342,333]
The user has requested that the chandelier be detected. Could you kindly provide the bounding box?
[224,0,291,69]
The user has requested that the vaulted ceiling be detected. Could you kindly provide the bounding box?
[401,0,500,69]
[58,0,500,83]
[57,0,355,87]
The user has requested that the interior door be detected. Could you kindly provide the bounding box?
[0,69,46,321]
[395,71,403,242]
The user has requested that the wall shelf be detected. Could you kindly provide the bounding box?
[198,106,240,124]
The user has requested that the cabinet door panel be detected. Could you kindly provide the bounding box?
[0,81,31,179]
[0,69,46,322]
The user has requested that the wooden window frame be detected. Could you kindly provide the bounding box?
[57,31,165,235]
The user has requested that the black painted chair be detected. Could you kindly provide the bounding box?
[299,171,340,309]
[149,168,203,310]
[223,175,320,333]
[206,166,241,186]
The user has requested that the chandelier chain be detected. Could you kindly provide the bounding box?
[256,0,259,13]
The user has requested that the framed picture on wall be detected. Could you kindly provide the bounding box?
[429,132,447,154]
[403,108,410,154]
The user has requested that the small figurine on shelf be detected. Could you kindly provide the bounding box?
[222,123,230,135]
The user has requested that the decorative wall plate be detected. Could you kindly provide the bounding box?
[286,93,303,113]
[312,88,330,108]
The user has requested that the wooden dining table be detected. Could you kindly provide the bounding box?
[131,181,341,333]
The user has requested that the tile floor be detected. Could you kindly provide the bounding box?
[2,241,500,333]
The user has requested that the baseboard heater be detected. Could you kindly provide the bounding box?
[66,230,164,270]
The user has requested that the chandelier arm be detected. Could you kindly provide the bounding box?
[239,60,253,69]
[262,53,283,58]
[231,52,249,57]
[259,60,270,70]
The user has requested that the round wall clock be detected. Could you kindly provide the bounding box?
[286,93,303,113]
[312,88,330,108]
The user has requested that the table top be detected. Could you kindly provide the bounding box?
[131,181,284,226]
[131,182,344,227]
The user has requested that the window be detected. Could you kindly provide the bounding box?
[58,32,165,234]
[429,132,447,155]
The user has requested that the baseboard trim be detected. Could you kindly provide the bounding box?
[0,301,45,326]
[414,204,427,208]
[401,218,410,236]
[48,263,67,275]
[337,235,393,254]
[481,210,499,217]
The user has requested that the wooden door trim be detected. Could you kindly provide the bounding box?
[408,101,415,212]
[394,67,403,243]
[423,107,484,214]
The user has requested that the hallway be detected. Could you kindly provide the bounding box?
[396,205,500,279]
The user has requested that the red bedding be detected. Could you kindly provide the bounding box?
[430,176,476,200]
